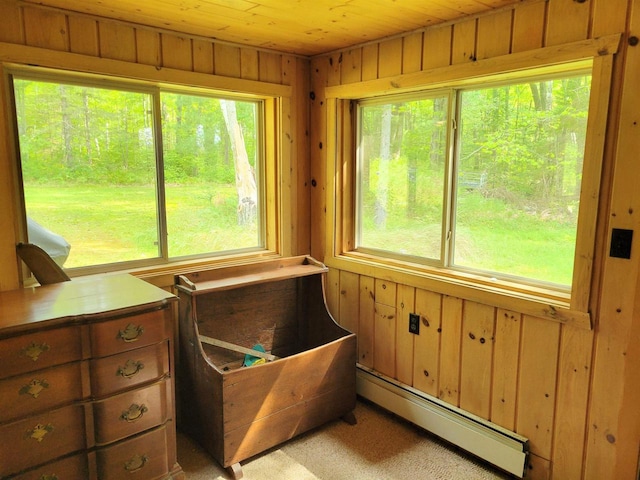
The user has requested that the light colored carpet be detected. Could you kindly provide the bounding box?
[177,400,513,480]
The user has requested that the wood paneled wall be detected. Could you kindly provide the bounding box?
[0,1,311,291]
[311,1,640,479]
[0,0,638,479]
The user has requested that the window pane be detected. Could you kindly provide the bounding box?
[162,93,261,257]
[455,75,592,286]
[357,97,448,260]
[14,79,159,268]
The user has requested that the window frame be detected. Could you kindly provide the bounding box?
[324,35,620,329]
[4,60,288,278]
[354,89,455,268]
[354,69,593,291]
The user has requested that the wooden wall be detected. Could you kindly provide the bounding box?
[0,0,638,479]
[311,0,640,479]
[0,1,311,291]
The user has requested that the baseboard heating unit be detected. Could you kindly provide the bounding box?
[356,365,529,478]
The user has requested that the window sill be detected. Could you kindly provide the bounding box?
[68,250,282,290]
[326,252,591,330]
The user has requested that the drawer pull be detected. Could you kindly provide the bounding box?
[39,475,58,480]
[124,454,148,473]
[117,359,145,378]
[19,379,50,398]
[25,423,54,442]
[118,323,145,343]
[21,342,50,361]
[120,403,148,422]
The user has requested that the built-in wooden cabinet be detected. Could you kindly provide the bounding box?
[0,274,183,480]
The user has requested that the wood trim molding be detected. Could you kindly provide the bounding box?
[326,254,592,329]
[0,41,292,97]
[322,36,623,331]
[325,34,621,99]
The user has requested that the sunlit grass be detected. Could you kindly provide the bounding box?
[25,184,259,268]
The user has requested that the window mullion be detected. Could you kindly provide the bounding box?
[442,90,459,268]
[152,90,168,261]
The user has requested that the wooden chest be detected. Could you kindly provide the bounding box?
[0,274,183,480]
[175,256,357,479]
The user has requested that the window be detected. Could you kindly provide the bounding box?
[356,71,592,291]
[11,71,267,272]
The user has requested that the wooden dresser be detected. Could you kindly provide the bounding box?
[0,274,183,480]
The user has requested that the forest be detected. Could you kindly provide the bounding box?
[358,73,592,287]
[13,77,260,268]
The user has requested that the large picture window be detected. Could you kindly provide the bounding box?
[356,71,592,290]
[12,72,266,271]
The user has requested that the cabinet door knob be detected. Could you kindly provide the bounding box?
[117,323,144,342]
[117,359,145,378]
[25,423,54,442]
[19,378,50,398]
[120,403,148,422]
[124,454,148,472]
[21,342,50,361]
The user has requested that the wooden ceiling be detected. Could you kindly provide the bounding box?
[22,0,524,56]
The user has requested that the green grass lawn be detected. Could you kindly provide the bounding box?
[361,191,576,287]
[26,184,575,287]
[25,184,259,268]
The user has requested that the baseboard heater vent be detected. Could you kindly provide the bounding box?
[356,365,529,477]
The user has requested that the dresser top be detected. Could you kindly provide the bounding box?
[0,274,175,335]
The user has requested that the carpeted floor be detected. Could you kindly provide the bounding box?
[177,400,514,480]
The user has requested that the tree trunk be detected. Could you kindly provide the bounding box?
[375,104,392,228]
[59,84,73,168]
[220,100,257,225]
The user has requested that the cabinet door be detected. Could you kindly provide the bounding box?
[0,361,86,422]
[90,341,169,397]
[1,326,83,379]
[96,425,170,480]
[11,453,89,480]
[93,380,170,445]
[89,310,168,357]
[0,404,88,477]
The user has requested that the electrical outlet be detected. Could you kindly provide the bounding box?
[610,228,633,259]
[409,313,420,334]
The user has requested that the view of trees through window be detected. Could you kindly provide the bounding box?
[357,72,592,287]
[13,76,262,269]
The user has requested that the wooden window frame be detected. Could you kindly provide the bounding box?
[324,35,621,329]
[0,43,291,280]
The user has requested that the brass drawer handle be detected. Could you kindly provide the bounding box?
[124,454,148,473]
[117,323,144,343]
[120,403,148,422]
[117,359,145,378]
[19,379,50,398]
[21,342,50,361]
[39,475,58,480]
[25,423,54,442]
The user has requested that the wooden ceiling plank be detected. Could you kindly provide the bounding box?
[19,0,525,56]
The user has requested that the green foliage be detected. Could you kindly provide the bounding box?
[14,77,262,268]
[14,79,258,187]
[357,73,592,286]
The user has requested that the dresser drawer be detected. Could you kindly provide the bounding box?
[96,425,170,480]
[89,310,168,357]
[0,404,88,477]
[11,452,89,480]
[90,342,169,398]
[1,326,84,380]
[0,362,87,423]
[93,380,170,445]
